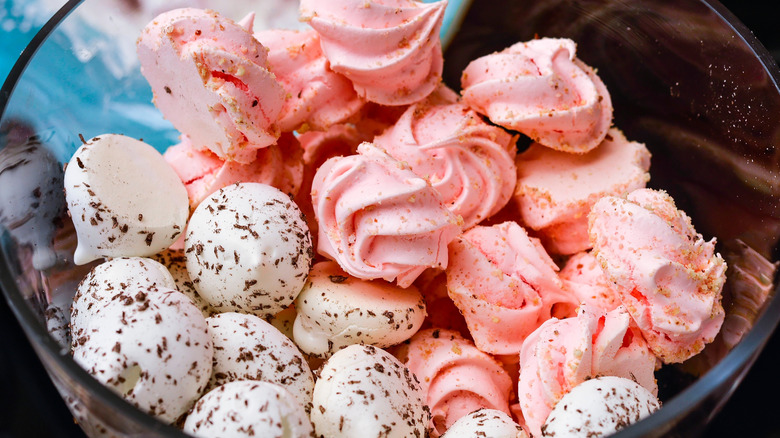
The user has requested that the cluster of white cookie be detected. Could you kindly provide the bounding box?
[64,134,432,436]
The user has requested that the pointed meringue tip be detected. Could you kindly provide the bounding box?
[238,12,256,33]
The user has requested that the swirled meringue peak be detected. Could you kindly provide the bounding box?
[517,306,657,438]
[461,37,613,153]
[311,142,462,287]
[137,8,285,164]
[299,0,447,106]
[445,221,579,355]
[589,188,727,363]
[255,28,364,132]
[395,328,513,437]
[374,86,518,230]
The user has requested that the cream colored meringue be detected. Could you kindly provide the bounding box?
[293,261,426,357]
[185,182,312,318]
[64,134,188,265]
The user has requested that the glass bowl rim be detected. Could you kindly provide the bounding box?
[1,0,780,436]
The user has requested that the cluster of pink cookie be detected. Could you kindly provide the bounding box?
[62,2,728,438]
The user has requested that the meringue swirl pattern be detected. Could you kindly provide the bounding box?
[461,38,613,153]
[300,0,447,106]
[374,87,518,230]
[311,142,462,287]
[396,328,513,437]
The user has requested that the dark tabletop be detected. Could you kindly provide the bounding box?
[1,1,780,437]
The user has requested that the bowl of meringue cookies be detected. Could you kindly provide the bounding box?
[2,0,780,437]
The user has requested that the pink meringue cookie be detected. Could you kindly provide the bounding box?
[299,0,447,106]
[164,132,303,207]
[517,306,657,438]
[163,132,303,205]
[373,86,518,230]
[296,124,366,251]
[445,222,579,355]
[311,142,462,287]
[461,37,613,153]
[559,251,621,314]
[396,328,513,437]
[513,128,651,254]
[137,8,285,164]
[254,28,364,132]
[588,188,727,363]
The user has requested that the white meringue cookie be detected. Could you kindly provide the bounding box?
[443,409,528,438]
[152,249,215,318]
[206,312,315,412]
[542,376,661,437]
[312,344,430,438]
[293,261,426,358]
[183,380,313,438]
[63,134,189,265]
[184,182,313,318]
[70,257,175,333]
[71,286,213,424]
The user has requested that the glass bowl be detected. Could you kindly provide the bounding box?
[1,0,779,437]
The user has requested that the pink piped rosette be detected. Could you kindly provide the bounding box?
[461,38,613,154]
[395,328,514,437]
[374,86,518,230]
[311,142,462,287]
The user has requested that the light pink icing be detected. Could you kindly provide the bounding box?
[164,132,303,207]
[513,128,651,255]
[254,28,364,132]
[559,251,621,314]
[296,124,367,250]
[588,188,727,364]
[517,306,658,438]
[445,221,579,355]
[137,8,285,164]
[373,86,518,230]
[311,142,462,287]
[461,38,613,153]
[299,0,447,106]
[396,328,513,437]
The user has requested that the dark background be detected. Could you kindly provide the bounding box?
[2,0,780,437]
